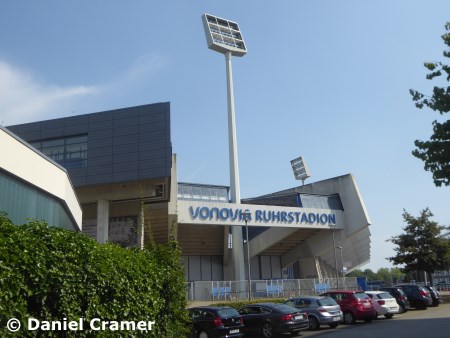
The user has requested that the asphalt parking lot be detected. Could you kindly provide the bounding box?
[297,302,450,338]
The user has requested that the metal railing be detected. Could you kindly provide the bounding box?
[186,277,358,301]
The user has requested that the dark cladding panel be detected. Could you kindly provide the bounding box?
[7,102,172,188]
[89,111,114,123]
[42,119,65,129]
[89,119,114,131]
[64,124,89,135]
[113,133,139,146]
[114,117,139,128]
[138,120,166,133]
[15,130,42,142]
[65,115,89,126]
[113,151,138,163]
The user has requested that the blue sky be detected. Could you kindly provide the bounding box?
[1,1,449,271]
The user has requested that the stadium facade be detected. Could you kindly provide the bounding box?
[5,102,371,282]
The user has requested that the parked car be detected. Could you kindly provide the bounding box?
[393,284,433,309]
[365,291,400,319]
[284,296,343,330]
[238,302,309,337]
[321,290,377,324]
[422,285,443,306]
[379,287,410,313]
[189,306,244,338]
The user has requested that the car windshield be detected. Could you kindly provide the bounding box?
[354,292,370,300]
[377,292,393,299]
[217,308,239,317]
[317,297,337,306]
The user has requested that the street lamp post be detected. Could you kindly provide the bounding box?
[331,225,339,289]
[336,244,345,288]
[242,209,252,300]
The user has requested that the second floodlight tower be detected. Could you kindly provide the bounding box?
[202,13,247,281]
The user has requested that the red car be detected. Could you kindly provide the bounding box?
[321,290,376,324]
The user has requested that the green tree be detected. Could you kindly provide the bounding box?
[387,208,450,285]
[410,22,450,187]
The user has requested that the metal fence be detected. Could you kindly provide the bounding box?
[186,277,358,301]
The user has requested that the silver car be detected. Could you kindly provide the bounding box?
[284,296,343,330]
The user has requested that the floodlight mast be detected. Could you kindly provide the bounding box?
[291,156,311,185]
[202,13,247,282]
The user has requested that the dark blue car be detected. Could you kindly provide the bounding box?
[189,306,244,338]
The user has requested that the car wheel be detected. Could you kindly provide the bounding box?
[198,330,209,338]
[329,323,339,329]
[308,316,320,330]
[261,322,274,338]
[384,313,394,319]
[417,301,427,310]
[399,305,407,313]
[343,312,355,324]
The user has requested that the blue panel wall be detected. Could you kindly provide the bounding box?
[7,103,172,187]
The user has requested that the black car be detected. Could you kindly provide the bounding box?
[379,287,411,313]
[393,284,433,309]
[422,285,443,306]
[238,302,309,338]
[189,306,244,338]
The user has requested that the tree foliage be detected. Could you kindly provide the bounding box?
[410,22,450,187]
[386,208,450,285]
[346,267,405,283]
[0,213,190,337]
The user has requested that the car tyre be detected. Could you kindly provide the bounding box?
[198,330,209,338]
[329,323,339,329]
[384,313,394,319]
[416,301,427,310]
[343,312,355,324]
[308,316,320,330]
[399,304,407,313]
[261,322,274,338]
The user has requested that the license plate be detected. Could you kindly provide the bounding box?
[294,315,303,320]
[333,316,340,321]
[229,329,239,334]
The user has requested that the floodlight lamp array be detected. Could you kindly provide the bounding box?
[202,13,247,57]
[291,156,311,181]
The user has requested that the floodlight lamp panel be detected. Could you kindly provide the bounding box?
[291,156,311,181]
[202,13,247,57]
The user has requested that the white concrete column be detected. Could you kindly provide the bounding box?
[97,200,109,243]
[225,51,245,282]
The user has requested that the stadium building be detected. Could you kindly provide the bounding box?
[5,102,371,286]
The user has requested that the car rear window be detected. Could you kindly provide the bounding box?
[377,292,393,299]
[217,308,239,318]
[353,292,370,300]
[273,304,299,313]
[317,297,337,306]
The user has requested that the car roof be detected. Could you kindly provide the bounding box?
[324,290,364,293]
[189,306,233,311]
[287,296,326,300]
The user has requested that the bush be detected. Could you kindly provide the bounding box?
[0,213,190,337]
[212,298,285,310]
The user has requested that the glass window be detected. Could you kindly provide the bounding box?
[30,135,87,168]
